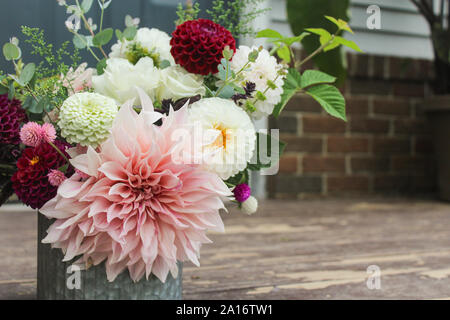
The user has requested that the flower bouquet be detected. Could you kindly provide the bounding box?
[0,0,360,299]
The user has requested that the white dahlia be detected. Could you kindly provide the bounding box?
[58,92,118,147]
[110,27,175,67]
[92,57,160,105]
[188,97,256,180]
[156,65,205,101]
[230,45,285,119]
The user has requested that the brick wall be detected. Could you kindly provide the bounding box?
[268,52,436,198]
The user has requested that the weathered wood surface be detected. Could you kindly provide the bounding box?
[2,198,450,300]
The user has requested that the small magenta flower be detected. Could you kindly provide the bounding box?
[20,122,43,147]
[233,183,251,203]
[75,168,90,180]
[47,169,67,187]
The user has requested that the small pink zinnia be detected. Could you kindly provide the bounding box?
[47,169,67,187]
[40,89,231,283]
[20,122,42,147]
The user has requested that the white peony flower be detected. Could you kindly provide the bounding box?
[241,196,258,215]
[188,97,256,180]
[156,65,205,101]
[110,27,175,67]
[230,45,285,119]
[92,57,160,105]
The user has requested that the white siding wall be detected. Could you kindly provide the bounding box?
[269,0,435,59]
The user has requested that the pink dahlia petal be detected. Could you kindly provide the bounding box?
[20,122,42,147]
[41,92,231,283]
[48,169,67,187]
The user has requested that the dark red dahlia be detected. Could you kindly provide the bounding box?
[0,94,27,144]
[12,140,72,209]
[170,19,236,75]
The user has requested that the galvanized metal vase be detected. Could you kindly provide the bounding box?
[37,213,183,300]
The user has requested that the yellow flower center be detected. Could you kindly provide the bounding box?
[211,124,230,149]
[29,156,39,166]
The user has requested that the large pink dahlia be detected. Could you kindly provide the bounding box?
[40,92,231,283]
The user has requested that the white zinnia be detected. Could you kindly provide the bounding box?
[230,45,285,119]
[92,57,160,105]
[156,65,205,101]
[110,27,175,66]
[188,97,256,180]
[58,92,118,147]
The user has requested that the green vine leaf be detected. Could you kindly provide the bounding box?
[300,70,336,89]
[272,68,301,117]
[306,84,346,121]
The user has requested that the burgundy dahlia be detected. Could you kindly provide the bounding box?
[170,19,236,75]
[12,140,72,209]
[0,94,27,144]
[233,183,251,203]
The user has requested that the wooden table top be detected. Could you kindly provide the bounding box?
[1,198,450,300]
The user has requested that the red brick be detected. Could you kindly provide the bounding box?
[302,115,346,134]
[374,175,410,191]
[350,118,390,134]
[394,119,429,135]
[351,54,369,78]
[286,94,321,113]
[391,156,434,173]
[389,57,418,80]
[350,79,392,95]
[303,156,345,173]
[327,176,369,192]
[414,136,434,154]
[393,82,425,97]
[279,155,298,173]
[373,55,386,79]
[345,96,369,115]
[412,175,436,192]
[373,137,410,154]
[351,157,390,173]
[328,136,369,153]
[373,98,410,115]
[281,135,323,153]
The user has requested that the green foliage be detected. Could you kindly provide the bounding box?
[286,0,350,86]
[2,43,21,61]
[93,28,113,46]
[126,42,161,66]
[175,1,201,25]
[206,0,270,38]
[273,68,346,121]
[248,132,286,171]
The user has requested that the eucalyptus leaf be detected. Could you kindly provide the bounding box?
[218,85,235,99]
[123,26,137,40]
[3,43,21,61]
[81,0,93,13]
[96,58,107,75]
[159,60,171,69]
[19,63,36,86]
[93,28,113,46]
[8,81,14,100]
[29,97,45,114]
[73,34,87,49]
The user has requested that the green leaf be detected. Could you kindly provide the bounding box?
[3,43,21,61]
[256,28,283,39]
[282,32,310,46]
[287,0,350,86]
[276,45,291,63]
[7,81,14,100]
[305,28,331,39]
[93,28,113,46]
[323,38,341,52]
[335,36,362,52]
[81,0,93,12]
[115,29,123,41]
[325,16,353,34]
[306,84,346,121]
[218,85,235,99]
[0,85,7,95]
[300,70,336,89]
[29,97,45,114]
[73,34,87,49]
[19,63,36,86]
[159,60,171,69]
[123,26,137,40]
[96,58,107,75]
[272,68,302,117]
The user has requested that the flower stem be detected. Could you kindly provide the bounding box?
[298,35,335,68]
[47,140,70,164]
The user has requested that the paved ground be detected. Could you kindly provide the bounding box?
[1,198,450,300]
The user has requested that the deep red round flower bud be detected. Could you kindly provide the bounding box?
[170,19,236,75]
[12,140,72,209]
[0,94,27,144]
